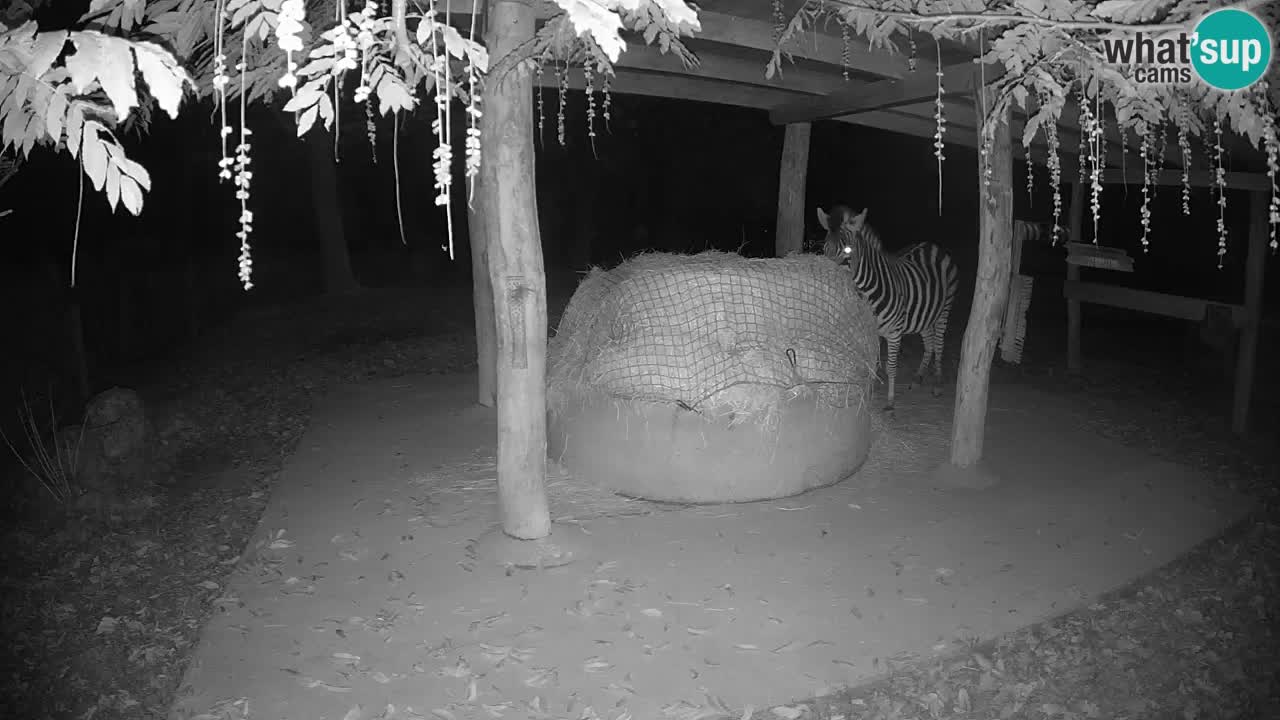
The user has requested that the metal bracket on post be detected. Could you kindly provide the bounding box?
[506,275,528,370]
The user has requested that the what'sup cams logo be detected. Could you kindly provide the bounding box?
[1100,7,1274,90]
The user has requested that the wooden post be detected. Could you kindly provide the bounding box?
[467,181,497,408]
[479,0,552,540]
[775,122,811,257]
[305,128,360,294]
[1231,190,1269,434]
[942,91,1013,480]
[1066,181,1086,373]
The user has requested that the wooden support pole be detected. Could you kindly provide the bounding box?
[940,90,1013,484]
[1232,190,1269,435]
[304,128,360,295]
[775,122,811,257]
[479,0,551,540]
[1066,181,1086,374]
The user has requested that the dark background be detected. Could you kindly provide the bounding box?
[3,0,1278,430]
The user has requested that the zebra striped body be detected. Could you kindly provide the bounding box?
[817,205,959,411]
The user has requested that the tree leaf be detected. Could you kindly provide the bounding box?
[296,103,318,136]
[95,34,140,122]
[315,91,334,130]
[281,84,321,113]
[119,171,145,215]
[118,153,150,192]
[26,29,70,79]
[374,71,415,116]
[1091,0,1175,23]
[64,31,105,95]
[81,121,109,190]
[44,85,68,142]
[64,102,85,157]
[105,158,121,210]
[133,41,190,119]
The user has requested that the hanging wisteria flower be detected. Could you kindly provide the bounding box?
[1046,113,1063,240]
[1262,103,1279,251]
[585,62,598,146]
[933,37,945,210]
[1214,118,1227,269]
[1083,94,1103,243]
[234,130,254,289]
[276,0,307,89]
[324,20,360,72]
[601,72,612,129]
[1175,98,1192,217]
[1139,128,1152,253]
[841,22,851,82]
[535,63,546,144]
[353,0,381,102]
[432,117,453,207]
[557,64,568,147]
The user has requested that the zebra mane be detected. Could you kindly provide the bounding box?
[852,218,886,253]
[854,217,927,264]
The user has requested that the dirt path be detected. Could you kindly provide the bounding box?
[167,372,1250,720]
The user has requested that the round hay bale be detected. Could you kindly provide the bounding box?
[548,390,873,503]
[547,251,879,503]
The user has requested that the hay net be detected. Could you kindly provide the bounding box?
[548,251,879,417]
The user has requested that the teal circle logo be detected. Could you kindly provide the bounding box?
[1190,8,1273,91]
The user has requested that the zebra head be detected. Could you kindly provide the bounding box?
[816,205,870,266]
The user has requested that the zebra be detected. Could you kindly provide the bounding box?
[817,205,959,412]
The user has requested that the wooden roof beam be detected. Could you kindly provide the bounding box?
[615,42,848,96]
[444,3,923,80]
[769,60,1002,125]
[540,70,1069,167]
[540,69,972,145]
[693,11,920,80]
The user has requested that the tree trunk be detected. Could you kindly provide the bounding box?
[305,128,360,295]
[775,122,811,257]
[1065,181,1086,373]
[468,175,498,408]
[1231,190,1269,434]
[948,95,1014,470]
[480,0,551,541]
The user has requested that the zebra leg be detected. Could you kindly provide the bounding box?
[884,334,902,413]
[930,313,951,397]
[928,331,945,397]
[913,329,935,388]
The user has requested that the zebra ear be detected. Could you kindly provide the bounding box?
[853,208,868,226]
[815,207,829,231]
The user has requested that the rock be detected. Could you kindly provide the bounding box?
[74,388,156,499]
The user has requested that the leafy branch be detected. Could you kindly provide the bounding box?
[823,0,1276,33]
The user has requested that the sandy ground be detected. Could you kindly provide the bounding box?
[168,372,1252,720]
